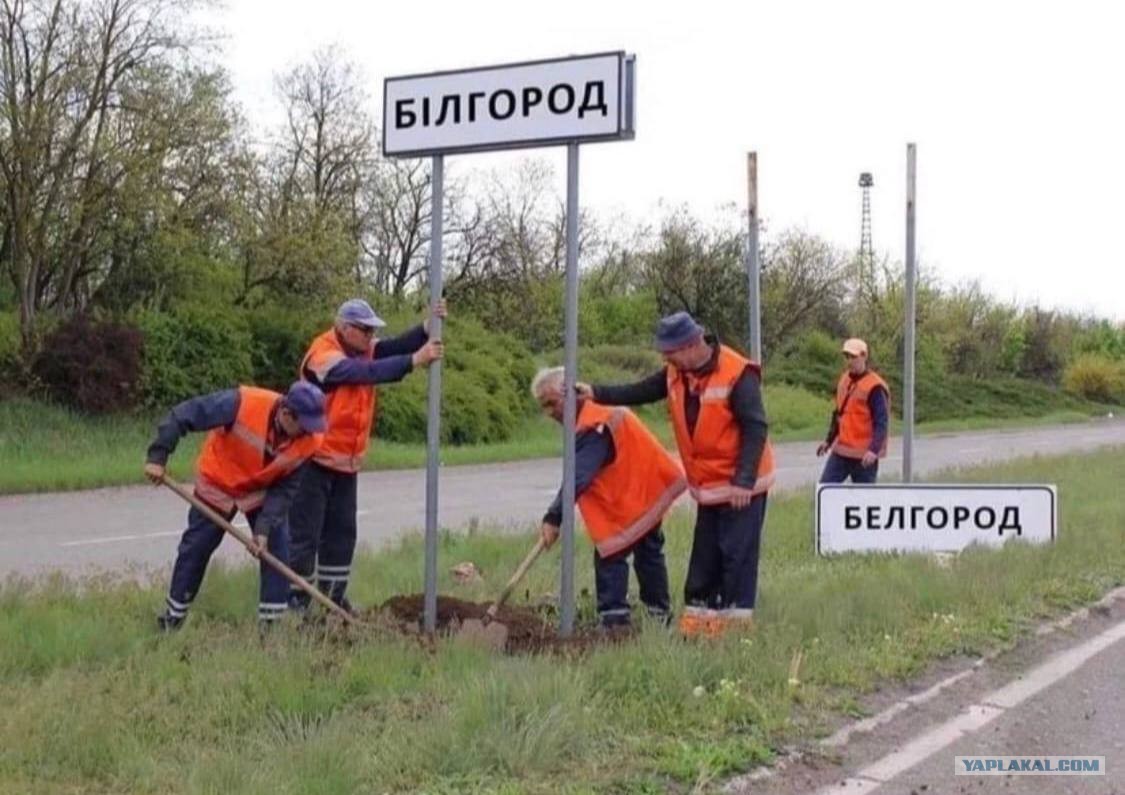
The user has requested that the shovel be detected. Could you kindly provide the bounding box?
[160,475,360,627]
[457,536,547,650]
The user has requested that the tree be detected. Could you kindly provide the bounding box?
[0,0,211,353]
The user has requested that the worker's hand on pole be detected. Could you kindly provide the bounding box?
[412,339,444,369]
[540,521,560,549]
[729,485,755,510]
[250,534,267,558]
[816,442,831,457]
[424,298,448,335]
[860,451,878,468]
[575,382,593,400]
[144,462,165,485]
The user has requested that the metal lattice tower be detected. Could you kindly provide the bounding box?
[858,172,874,272]
[858,172,875,265]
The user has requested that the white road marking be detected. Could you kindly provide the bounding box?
[60,510,373,544]
[59,530,182,547]
[813,616,1125,794]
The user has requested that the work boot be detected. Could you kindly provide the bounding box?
[156,612,184,632]
[288,591,311,613]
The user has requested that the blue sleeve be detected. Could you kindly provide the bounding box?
[309,354,414,389]
[869,387,889,453]
[374,324,429,358]
[254,463,308,536]
[543,428,616,526]
[146,389,240,466]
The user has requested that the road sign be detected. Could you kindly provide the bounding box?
[383,52,635,157]
[816,483,1057,555]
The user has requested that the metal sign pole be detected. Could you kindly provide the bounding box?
[560,142,580,637]
[746,151,762,362]
[903,143,917,483]
[423,154,444,633]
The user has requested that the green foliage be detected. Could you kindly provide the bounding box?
[244,306,333,391]
[1063,354,1125,404]
[1072,321,1125,361]
[768,330,842,398]
[578,289,659,347]
[0,311,19,372]
[377,316,537,445]
[135,307,254,409]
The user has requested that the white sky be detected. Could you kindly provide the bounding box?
[209,0,1125,321]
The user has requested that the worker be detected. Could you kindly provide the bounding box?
[533,367,685,629]
[144,381,327,631]
[287,298,444,614]
[816,337,890,484]
[578,311,775,637]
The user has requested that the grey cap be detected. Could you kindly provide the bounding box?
[336,298,386,329]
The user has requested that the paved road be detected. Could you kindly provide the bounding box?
[864,621,1125,794]
[738,591,1125,795]
[2,420,1123,579]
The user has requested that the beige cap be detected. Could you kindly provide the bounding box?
[842,338,868,357]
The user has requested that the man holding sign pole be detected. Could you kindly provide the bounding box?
[580,311,775,637]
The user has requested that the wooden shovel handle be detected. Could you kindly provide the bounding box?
[160,475,359,626]
[486,537,547,618]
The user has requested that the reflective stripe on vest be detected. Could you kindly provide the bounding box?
[575,403,688,559]
[833,369,890,460]
[666,344,776,503]
[302,329,377,474]
[194,386,321,513]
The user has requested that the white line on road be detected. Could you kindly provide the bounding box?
[59,530,182,547]
[59,510,373,545]
[813,616,1125,794]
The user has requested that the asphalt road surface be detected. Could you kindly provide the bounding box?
[2,420,1122,579]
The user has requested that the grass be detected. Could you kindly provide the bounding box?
[2,448,1123,793]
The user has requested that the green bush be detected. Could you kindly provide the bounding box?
[245,307,333,391]
[376,316,537,445]
[1063,354,1125,404]
[0,311,19,372]
[135,307,254,409]
[769,330,841,398]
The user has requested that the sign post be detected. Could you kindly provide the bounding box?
[383,52,636,636]
[746,152,761,362]
[904,143,917,482]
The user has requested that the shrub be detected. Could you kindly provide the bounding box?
[245,307,332,392]
[376,316,537,445]
[135,307,254,409]
[1063,354,1125,405]
[32,315,143,414]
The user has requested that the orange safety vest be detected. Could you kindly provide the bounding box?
[301,329,378,473]
[832,369,890,459]
[667,344,776,505]
[195,386,323,514]
[575,402,687,558]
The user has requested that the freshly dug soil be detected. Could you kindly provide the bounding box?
[372,594,629,654]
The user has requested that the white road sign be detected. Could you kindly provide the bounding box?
[816,484,1057,555]
[383,52,635,157]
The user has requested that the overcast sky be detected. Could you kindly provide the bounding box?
[208,0,1125,321]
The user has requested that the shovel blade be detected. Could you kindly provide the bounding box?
[456,617,508,651]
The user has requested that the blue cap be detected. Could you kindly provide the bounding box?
[654,311,705,352]
[284,381,327,433]
[336,298,386,329]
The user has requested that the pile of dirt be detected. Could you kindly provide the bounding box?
[372,594,628,654]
